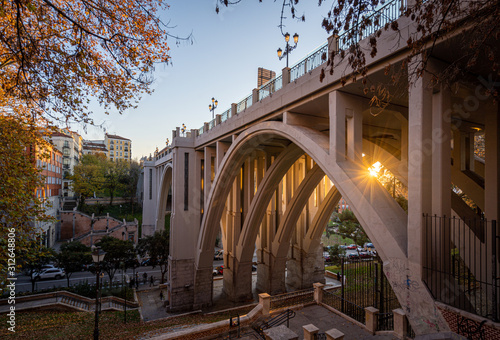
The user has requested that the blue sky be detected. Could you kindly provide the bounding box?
[76,1,331,159]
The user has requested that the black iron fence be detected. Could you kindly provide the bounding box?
[322,257,401,327]
[270,288,314,310]
[422,214,499,322]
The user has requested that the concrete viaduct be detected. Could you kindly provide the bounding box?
[142,0,499,336]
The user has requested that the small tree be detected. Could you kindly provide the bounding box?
[328,244,346,266]
[57,241,91,287]
[96,236,136,283]
[71,154,107,206]
[137,229,169,284]
[332,209,370,247]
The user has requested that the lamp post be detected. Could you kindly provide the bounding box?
[181,123,186,136]
[165,138,169,147]
[277,32,299,68]
[208,97,218,121]
[92,246,106,340]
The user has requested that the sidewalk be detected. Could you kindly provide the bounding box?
[287,304,398,339]
[136,273,341,322]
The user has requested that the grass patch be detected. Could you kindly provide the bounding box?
[81,202,142,224]
[321,233,354,247]
[325,265,341,273]
[0,305,256,339]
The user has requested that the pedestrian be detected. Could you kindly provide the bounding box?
[143,272,147,285]
[135,273,139,289]
[150,275,154,287]
[159,291,164,301]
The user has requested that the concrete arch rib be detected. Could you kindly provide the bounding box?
[303,185,342,254]
[271,164,325,259]
[155,163,173,232]
[235,144,305,263]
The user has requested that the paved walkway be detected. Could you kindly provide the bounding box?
[287,304,398,339]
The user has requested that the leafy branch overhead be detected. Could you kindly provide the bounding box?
[0,0,192,124]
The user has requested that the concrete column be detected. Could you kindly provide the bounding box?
[303,324,319,340]
[203,146,216,210]
[215,114,221,126]
[431,87,452,276]
[259,293,271,316]
[313,282,325,304]
[231,103,237,117]
[365,307,379,334]
[329,91,346,162]
[223,256,253,302]
[168,146,202,311]
[216,141,230,171]
[257,254,287,295]
[346,107,363,163]
[393,308,408,339]
[407,58,433,274]
[287,247,325,290]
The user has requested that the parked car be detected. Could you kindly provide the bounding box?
[339,245,347,250]
[141,258,151,266]
[214,250,224,261]
[32,268,66,280]
[346,253,359,260]
[347,244,357,250]
[364,242,375,251]
[213,265,224,276]
[323,252,331,262]
[358,251,371,259]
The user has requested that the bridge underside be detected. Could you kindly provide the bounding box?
[142,16,500,337]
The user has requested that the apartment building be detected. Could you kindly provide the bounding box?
[105,133,131,162]
[35,143,63,247]
[50,129,82,197]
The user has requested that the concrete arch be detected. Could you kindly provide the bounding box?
[155,163,173,232]
[197,121,408,272]
[303,185,342,254]
[271,164,325,259]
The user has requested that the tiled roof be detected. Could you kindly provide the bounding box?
[106,134,130,141]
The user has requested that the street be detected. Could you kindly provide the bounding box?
[14,261,227,294]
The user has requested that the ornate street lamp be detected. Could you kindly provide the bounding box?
[277,32,299,68]
[181,123,186,136]
[165,138,169,147]
[92,246,106,340]
[208,97,218,121]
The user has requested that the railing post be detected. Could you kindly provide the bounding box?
[252,88,259,104]
[231,103,237,117]
[203,122,209,133]
[493,220,498,322]
[341,258,345,314]
[259,293,271,317]
[282,67,290,86]
[313,282,325,304]
[302,324,319,340]
[327,34,339,58]
[215,114,221,126]
[365,307,379,334]
[392,308,407,338]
